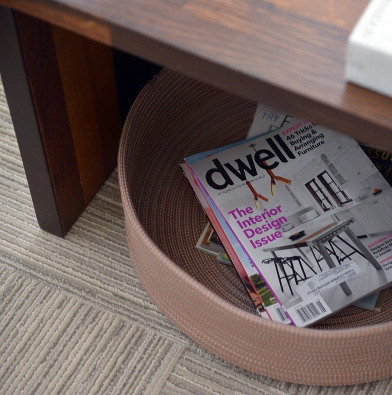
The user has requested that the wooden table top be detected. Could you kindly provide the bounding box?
[2,0,391,150]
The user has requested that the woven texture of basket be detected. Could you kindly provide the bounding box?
[118,69,392,385]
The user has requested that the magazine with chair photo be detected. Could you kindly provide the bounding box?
[185,121,392,327]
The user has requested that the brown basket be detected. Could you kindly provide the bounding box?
[118,69,392,385]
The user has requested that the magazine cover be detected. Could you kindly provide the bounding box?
[247,103,388,313]
[186,121,392,327]
[196,222,231,264]
[196,222,224,255]
[247,103,300,137]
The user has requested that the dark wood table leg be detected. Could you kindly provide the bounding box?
[0,8,123,236]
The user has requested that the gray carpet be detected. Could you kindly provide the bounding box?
[0,80,391,395]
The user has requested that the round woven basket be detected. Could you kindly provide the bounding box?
[118,69,392,385]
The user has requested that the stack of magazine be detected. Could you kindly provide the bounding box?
[183,104,392,327]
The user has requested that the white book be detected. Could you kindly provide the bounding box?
[346,0,392,97]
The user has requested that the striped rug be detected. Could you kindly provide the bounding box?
[0,80,390,394]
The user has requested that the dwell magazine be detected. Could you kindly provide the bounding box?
[185,122,392,327]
